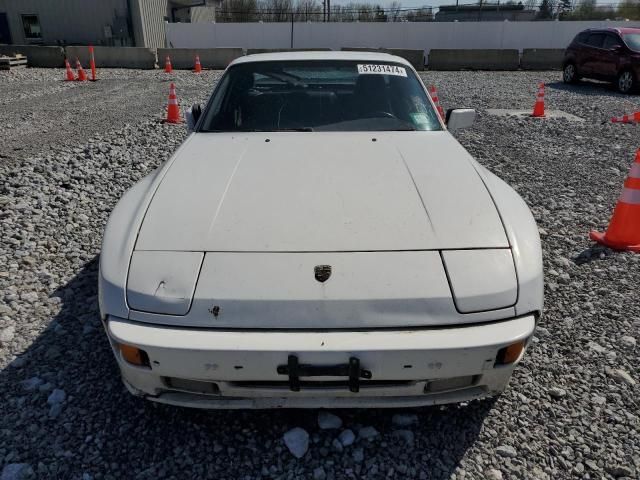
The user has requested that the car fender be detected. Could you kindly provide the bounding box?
[473,165,544,317]
[617,58,635,76]
[98,135,195,319]
[563,50,577,66]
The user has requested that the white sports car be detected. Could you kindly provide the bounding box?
[99,51,543,409]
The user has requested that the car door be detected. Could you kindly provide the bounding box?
[599,33,625,79]
[580,32,606,76]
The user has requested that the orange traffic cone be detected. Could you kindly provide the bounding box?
[194,55,202,73]
[611,112,640,123]
[89,45,97,81]
[75,58,87,82]
[165,82,181,124]
[64,59,75,81]
[429,85,445,121]
[590,149,640,252]
[164,56,173,73]
[531,83,545,117]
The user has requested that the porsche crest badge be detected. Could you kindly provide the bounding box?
[314,265,332,283]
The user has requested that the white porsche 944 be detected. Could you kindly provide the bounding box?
[99,52,543,409]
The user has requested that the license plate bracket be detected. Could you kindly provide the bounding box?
[277,355,372,393]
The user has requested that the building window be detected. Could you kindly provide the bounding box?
[21,14,41,40]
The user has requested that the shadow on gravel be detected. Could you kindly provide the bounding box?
[546,80,636,98]
[0,256,492,478]
[573,245,610,265]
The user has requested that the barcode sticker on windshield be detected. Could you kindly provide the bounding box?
[357,64,407,77]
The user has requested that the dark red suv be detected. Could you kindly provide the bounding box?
[563,27,640,94]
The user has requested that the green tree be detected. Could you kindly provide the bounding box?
[558,0,573,18]
[537,0,553,18]
[374,5,388,21]
[618,0,640,19]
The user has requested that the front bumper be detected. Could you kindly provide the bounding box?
[105,315,536,409]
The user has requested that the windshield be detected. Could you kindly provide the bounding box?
[199,60,442,132]
[623,33,640,51]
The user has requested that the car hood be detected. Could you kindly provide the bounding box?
[135,132,508,252]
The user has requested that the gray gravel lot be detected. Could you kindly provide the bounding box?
[1,67,639,480]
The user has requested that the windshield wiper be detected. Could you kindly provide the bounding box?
[391,126,417,131]
[200,128,314,133]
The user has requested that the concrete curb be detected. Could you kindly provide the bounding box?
[428,49,520,71]
[0,45,65,68]
[65,46,157,69]
[521,49,565,71]
[0,45,566,71]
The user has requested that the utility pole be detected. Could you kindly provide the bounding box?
[327,0,331,21]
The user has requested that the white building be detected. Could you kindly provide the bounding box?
[0,0,219,48]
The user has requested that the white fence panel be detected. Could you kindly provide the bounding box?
[166,20,640,52]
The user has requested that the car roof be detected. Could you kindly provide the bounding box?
[230,50,414,69]
[581,27,640,35]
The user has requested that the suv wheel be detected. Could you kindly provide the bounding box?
[563,63,579,84]
[617,70,636,94]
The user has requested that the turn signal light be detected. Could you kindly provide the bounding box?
[495,340,525,366]
[119,343,150,368]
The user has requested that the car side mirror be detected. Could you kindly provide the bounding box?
[446,108,476,132]
[185,103,203,132]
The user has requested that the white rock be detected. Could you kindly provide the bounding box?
[391,413,418,427]
[587,341,606,354]
[19,292,39,303]
[21,377,43,391]
[0,325,15,343]
[283,427,309,459]
[331,438,344,452]
[338,429,356,446]
[47,389,66,405]
[1,463,33,480]
[495,445,517,458]
[352,447,364,463]
[357,426,379,440]
[606,368,636,386]
[485,468,503,480]
[313,467,326,480]
[392,429,415,445]
[548,387,567,399]
[621,335,636,347]
[317,411,342,430]
[49,403,63,419]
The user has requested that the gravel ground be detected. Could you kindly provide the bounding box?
[1,67,639,480]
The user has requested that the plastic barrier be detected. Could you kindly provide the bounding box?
[428,49,520,71]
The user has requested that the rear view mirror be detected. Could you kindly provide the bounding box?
[446,108,476,132]
[185,103,203,132]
